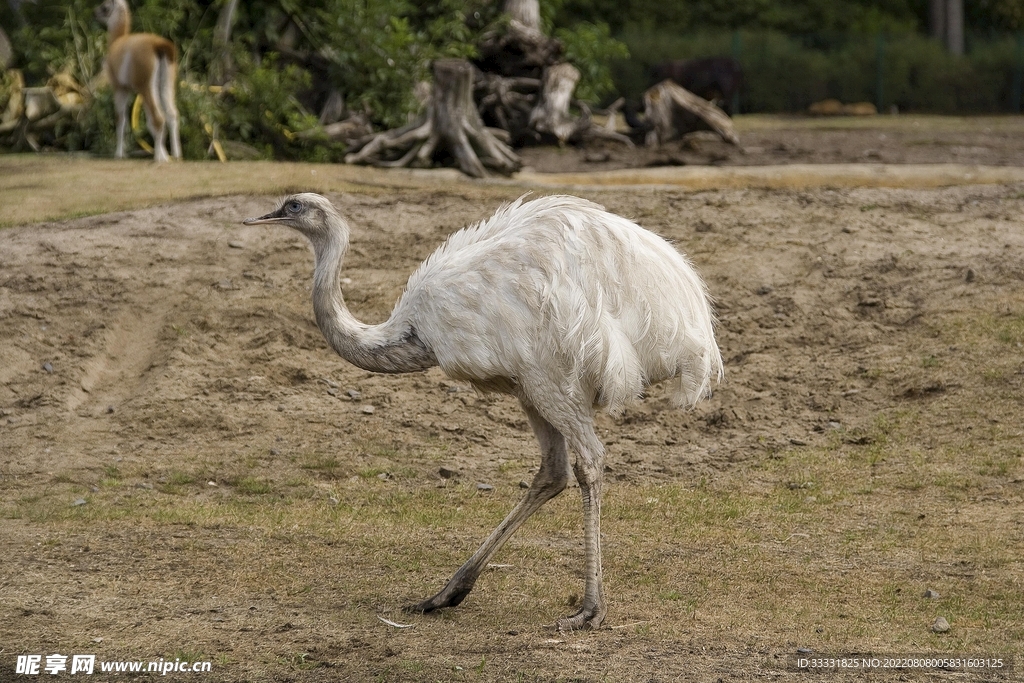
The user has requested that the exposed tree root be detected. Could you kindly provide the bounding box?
[346,59,520,178]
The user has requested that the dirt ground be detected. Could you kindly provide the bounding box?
[521,115,1024,173]
[1,120,1023,682]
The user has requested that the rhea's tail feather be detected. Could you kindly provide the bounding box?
[599,323,645,414]
[674,335,724,408]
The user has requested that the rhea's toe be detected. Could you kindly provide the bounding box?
[404,586,471,614]
[555,606,606,631]
[404,599,436,614]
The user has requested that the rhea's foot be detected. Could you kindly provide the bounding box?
[404,581,474,614]
[555,603,607,631]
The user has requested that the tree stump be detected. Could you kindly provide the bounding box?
[476,19,562,78]
[504,0,541,30]
[642,80,739,147]
[528,63,590,145]
[346,59,520,178]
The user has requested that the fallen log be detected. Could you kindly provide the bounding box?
[0,69,87,152]
[642,80,739,147]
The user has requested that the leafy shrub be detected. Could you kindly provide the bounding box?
[64,88,116,155]
[556,21,629,103]
[221,54,309,158]
[15,0,105,86]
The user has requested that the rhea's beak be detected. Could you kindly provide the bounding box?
[243,208,288,225]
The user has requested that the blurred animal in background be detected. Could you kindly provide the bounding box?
[652,57,744,115]
[95,0,181,162]
[808,99,878,117]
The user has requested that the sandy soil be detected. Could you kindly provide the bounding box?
[521,115,1024,173]
[5,180,1020,494]
[2,124,1024,681]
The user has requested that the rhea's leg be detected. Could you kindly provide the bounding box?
[556,423,607,631]
[113,90,132,159]
[408,402,570,613]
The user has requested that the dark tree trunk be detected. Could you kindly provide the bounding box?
[642,80,739,147]
[471,0,629,150]
[476,0,562,80]
[475,70,539,144]
[346,59,520,178]
[945,0,964,55]
[210,0,239,85]
[504,0,540,31]
[929,0,945,42]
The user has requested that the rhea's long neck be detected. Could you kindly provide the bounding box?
[310,225,436,374]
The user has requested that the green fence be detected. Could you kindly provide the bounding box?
[614,29,1024,114]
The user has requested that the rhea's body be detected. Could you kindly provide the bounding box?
[318,195,720,411]
[245,193,721,630]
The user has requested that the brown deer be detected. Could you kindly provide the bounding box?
[95,0,181,162]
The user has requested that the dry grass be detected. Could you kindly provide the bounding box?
[0,156,468,227]
[4,411,1021,678]
[6,149,1024,228]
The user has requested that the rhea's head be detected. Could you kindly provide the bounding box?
[244,193,347,246]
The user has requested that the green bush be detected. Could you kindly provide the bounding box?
[14,0,105,86]
[219,53,344,161]
[65,89,116,155]
[11,0,1022,161]
[556,21,629,103]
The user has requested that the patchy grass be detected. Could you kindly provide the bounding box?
[4,404,1022,664]
[0,156,471,228]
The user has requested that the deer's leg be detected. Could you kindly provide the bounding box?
[408,401,570,613]
[166,99,181,160]
[142,81,168,163]
[113,89,132,159]
[162,61,182,159]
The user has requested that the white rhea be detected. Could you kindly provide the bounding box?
[244,192,723,630]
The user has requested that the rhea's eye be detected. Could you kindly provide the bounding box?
[285,201,302,214]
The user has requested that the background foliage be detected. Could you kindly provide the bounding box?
[2,0,1023,160]
[616,29,1024,114]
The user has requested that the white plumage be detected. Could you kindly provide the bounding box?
[244,192,722,630]
[402,195,721,410]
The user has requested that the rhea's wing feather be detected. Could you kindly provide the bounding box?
[390,194,722,411]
